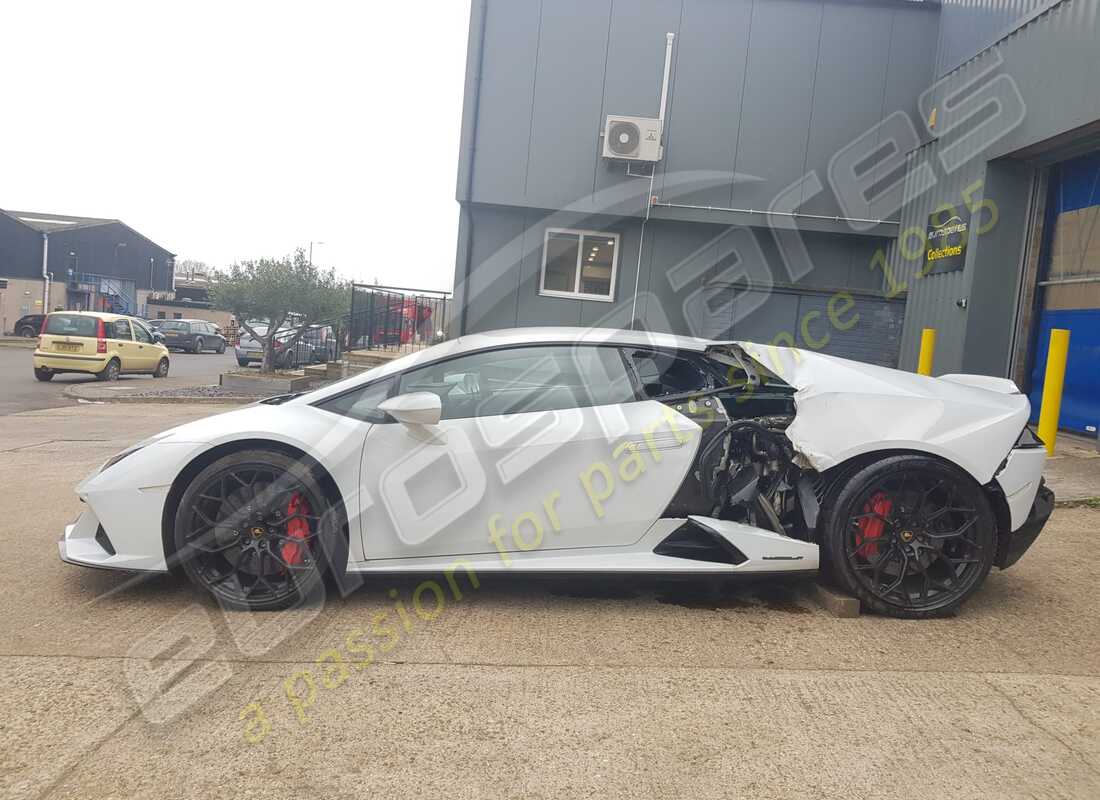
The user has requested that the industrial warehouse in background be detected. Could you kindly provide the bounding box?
[0,209,175,331]
[451,0,1100,435]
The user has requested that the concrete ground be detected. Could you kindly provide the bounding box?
[1,402,1098,799]
[0,345,237,416]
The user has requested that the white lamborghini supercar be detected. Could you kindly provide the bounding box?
[60,327,1053,618]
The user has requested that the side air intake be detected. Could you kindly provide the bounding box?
[654,521,748,565]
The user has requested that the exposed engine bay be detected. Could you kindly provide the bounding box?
[659,358,819,544]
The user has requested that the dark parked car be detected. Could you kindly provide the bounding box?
[151,319,226,353]
[12,314,46,338]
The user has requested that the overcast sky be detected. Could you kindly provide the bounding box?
[1,0,471,290]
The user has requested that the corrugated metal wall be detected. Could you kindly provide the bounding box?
[894,0,1100,378]
[891,141,988,373]
[934,0,1058,76]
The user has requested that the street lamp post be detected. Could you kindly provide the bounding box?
[309,241,325,267]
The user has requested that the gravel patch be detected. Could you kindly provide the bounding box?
[122,385,271,400]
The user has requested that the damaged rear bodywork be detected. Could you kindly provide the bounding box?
[655,341,1049,575]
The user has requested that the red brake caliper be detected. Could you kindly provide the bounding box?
[281,493,311,567]
[856,492,893,559]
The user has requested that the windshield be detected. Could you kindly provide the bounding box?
[44,314,99,337]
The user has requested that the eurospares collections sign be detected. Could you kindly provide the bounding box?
[924,208,970,274]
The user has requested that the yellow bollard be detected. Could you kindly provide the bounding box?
[917,328,937,376]
[1037,328,1070,456]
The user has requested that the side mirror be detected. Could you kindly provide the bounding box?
[378,392,442,426]
[153,331,166,343]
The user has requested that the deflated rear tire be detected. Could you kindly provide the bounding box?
[819,455,996,619]
[173,449,345,611]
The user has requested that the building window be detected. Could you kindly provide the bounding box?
[173,312,183,319]
[156,311,166,319]
[539,229,619,302]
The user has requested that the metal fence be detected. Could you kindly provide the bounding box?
[348,284,451,353]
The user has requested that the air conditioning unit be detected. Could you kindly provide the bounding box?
[602,115,663,162]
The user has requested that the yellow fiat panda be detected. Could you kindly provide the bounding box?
[32,311,171,382]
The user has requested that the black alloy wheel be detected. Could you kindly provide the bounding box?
[821,455,996,618]
[173,449,342,611]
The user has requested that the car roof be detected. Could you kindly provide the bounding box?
[46,310,129,322]
[447,327,716,354]
[303,327,723,405]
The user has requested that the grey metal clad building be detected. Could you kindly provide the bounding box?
[0,209,175,332]
[453,0,1100,430]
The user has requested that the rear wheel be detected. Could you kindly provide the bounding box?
[34,367,53,381]
[237,358,250,368]
[173,449,344,611]
[819,455,996,618]
[216,339,226,354]
[154,357,170,378]
[18,326,37,338]
[96,358,121,382]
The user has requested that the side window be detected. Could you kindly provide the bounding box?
[133,321,154,344]
[110,319,133,340]
[625,349,712,398]
[315,376,396,422]
[397,345,634,420]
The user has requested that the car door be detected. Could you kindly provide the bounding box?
[131,319,160,371]
[108,318,139,372]
[353,344,702,560]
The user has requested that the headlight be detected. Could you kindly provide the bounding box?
[100,444,147,474]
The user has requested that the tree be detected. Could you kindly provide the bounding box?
[211,249,347,373]
[175,259,212,281]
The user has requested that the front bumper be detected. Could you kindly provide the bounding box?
[996,481,1054,569]
[58,508,167,572]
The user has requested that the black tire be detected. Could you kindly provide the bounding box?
[216,339,226,354]
[237,358,250,368]
[173,449,345,611]
[193,337,204,354]
[34,367,53,381]
[818,454,996,619]
[18,326,37,338]
[154,357,170,378]
[96,358,121,382]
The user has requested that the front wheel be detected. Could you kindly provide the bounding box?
[96,358,121,382]
[819,455,996,618]
[193,337,204,354]
[216,339,226,354]
[34,367,53,381]
[237,358,250,368]
[19,326,37,338]
[173,449,345,611]
[154,358,170,378]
